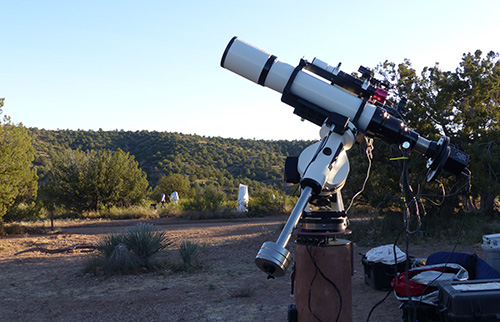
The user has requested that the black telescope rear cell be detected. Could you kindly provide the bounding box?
[366,108,416,146]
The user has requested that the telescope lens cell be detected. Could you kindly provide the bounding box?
[221,37,273,85]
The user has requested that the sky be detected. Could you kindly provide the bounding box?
[1,0,499,141]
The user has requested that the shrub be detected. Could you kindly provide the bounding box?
[3,202,44,222]
[248,190,286,216]
[83,256,107,275]
[124,223,173,268]
[420,210,500,243]
[157,202,184,218]
[178,240,203,273]
[182,186,226,212]
[96,233,127,258]
[106,243,141,274]
[0,223,25,236]
[88,223,173,275]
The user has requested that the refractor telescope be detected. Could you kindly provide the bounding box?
[221,37,468,182]
[221,37,469,278]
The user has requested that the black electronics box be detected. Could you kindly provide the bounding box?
[438,279,500,321]
[401,301,441,322]
[362,255,407,290]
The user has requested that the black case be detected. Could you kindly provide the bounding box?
[438,279,500,321]
[362,255,407,290]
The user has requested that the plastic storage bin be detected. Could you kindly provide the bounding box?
[438,279,500,321]
[362,255,407,290]
[482,234,500,249]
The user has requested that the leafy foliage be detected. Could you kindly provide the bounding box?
[41,148,150,212]
[248,189,287,216]
[151,173,190,202]
[28,128,379,215]
[375,50,500,215]
[0,110,38,220]
[28,128,312,195]
[182,185,226,212]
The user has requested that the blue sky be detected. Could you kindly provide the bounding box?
[1,0,499,140]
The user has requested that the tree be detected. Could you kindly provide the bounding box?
[376,50,500,215]
[0,98,38,221]
[448,51,500,214]
[182,185,226,212]
[43,148,150,211]
[151,173,190,203]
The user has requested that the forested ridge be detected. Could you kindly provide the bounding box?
[28,127,314,193]
[25,127,400,214]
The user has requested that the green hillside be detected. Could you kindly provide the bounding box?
[28,128,315,195]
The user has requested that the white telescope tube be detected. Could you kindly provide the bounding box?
[221,37,377,131]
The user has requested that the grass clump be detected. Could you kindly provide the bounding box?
[105,243,141,274]
[85,222,172,275]
[124,223,173,267]
[178,240,204,273]
[229,285,255,298]
[82,205,159,220]
[0,223,25,236]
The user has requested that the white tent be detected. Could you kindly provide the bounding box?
[237,184,249,212]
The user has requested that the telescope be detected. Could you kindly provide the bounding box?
[221,37,469,278]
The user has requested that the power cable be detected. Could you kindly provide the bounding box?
[365,226,405,322]
[346,137,374,214]
[411,170,472,317]
[306,243,343,322]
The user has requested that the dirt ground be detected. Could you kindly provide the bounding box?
[0,215,484,322]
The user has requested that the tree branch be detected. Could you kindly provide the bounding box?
[15,244,96,255]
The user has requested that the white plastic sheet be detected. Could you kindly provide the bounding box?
[393,263,469,306]
[365,244,407,265]
[452,282,500,291]
[411,271,457,286]
[170,191,179,204]
[237,184,249,212]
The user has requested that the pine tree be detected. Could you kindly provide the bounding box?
[151,173,190,203]
[376,50,500,215]
[0,98,38,220]
[42,148,150,211]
